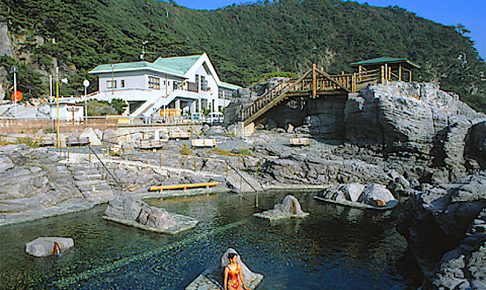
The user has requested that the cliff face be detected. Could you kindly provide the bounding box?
[343,82,486,181]
[397,171,486,289]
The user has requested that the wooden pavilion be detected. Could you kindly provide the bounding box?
[350,57,420,83]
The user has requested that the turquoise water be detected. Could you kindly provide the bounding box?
[0,192,421,289]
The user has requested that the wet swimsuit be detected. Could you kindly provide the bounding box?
[227,265,241,289]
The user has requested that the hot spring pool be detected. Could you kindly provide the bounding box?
[0,191,421,289]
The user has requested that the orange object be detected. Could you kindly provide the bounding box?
[10,91,23,102]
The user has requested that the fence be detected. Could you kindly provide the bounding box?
[0,118,118,134]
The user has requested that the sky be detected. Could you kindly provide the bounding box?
[174,0,486,59]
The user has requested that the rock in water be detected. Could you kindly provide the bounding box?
[103,196,198,234]
[316,182,398,210]
[136,206,176,229]
[25,237,74,257]
[358,184,395,206]
[254,195,309,220]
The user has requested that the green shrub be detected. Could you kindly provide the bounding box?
[180,144,193,155]
[15,137,39,148]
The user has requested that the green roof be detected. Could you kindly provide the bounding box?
[89,55,203,76]
[220,81,241,90]
[350,57,420,69]
[153,55,201,76]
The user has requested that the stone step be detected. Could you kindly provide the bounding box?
[74,173,103,181]
[76,179,110,189]
[79,183,111,192]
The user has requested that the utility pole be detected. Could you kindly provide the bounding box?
[55,66,61,155]
[11,66,17,117]
[49,74,53,100]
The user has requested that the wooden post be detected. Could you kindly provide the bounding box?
[410,70,413,82]
[398,64,402,81]
[312,63,317,98]
[352,72,357,93]
[381,65,385,84]
[384,63,388,83]
[388,66,392,81]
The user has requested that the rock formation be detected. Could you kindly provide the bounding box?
[317,183,397,208]
[397,171,486,288]
[25,237,74,257]
[104,196,198,234]
[254,195,309,220]
[0,144,115,225]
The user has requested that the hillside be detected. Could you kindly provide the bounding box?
[0,0,485,112]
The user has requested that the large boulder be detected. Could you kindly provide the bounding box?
[104,196,143,221]
[136,206,176,229]
[358,184,395,206]
[467,121,486,168]
[319,182,395,207]
[25,237,74,257]
[105,196,177,229]
[254,195,309,220]
[80,128,102,146]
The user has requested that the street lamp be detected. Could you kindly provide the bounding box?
[83,79,90,127]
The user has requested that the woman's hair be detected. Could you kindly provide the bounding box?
[228,253,238,261]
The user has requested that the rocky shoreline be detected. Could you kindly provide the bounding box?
[1,82,485,288]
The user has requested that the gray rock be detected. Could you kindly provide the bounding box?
[398,171,486,289]
[80,128,102,146]
[468,121,486,167]
[254,195,309,220]
[104,196,143,221]
[136,206,176,228]
[0,155,14,173]
[358,184,395,206]
[0,23,14,57]
[344,82,485,153]
[25,237,74,257]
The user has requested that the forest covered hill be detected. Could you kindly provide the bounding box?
[0,0,485,111]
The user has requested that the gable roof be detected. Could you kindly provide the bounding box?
[153,55,201,76]
[350,57,420,69]
[89,55,204,77]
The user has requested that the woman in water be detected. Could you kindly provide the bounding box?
[224,253,250,290]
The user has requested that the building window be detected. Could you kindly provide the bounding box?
[120,80,125,88]
[107,80,117,89]
[148,76,160,90]
[201,76,209,91]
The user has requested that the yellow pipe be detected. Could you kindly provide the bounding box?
[149,182,220,192]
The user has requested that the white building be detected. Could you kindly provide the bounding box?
[89,53,240,118]
[49,100,84,122]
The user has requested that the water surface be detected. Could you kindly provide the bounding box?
[0,191,421,289]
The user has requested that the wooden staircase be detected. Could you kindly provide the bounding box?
[241,64,382,126]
